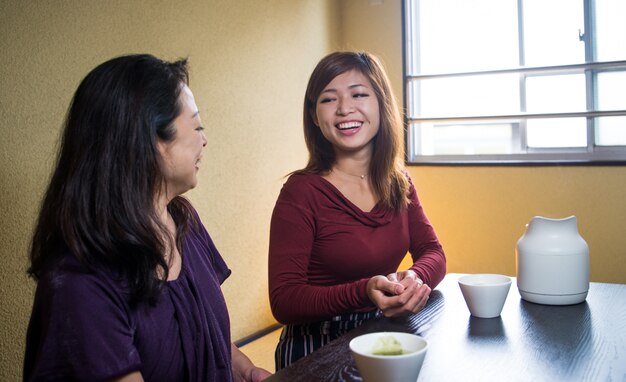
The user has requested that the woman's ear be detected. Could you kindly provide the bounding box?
[156,138,167,156]
[156,138,172,166]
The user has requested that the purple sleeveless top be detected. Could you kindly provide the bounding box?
[24,214,233,381]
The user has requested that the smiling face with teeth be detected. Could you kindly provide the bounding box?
[313,69,380,156]
[157,85,207,201]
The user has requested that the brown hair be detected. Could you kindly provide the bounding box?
[300,51,409,209]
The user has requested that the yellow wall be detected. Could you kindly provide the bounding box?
[409,166,626,283]
[2,0,625,380]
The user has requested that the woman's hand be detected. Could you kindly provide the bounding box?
[242,367,273,382]
[231,343,272,382]
[366,271,431,317]
[388,269,422,288]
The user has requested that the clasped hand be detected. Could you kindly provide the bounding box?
[366,270,431,317]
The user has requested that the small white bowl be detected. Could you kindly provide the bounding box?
[349,332,428,382]
[458,274,512,318]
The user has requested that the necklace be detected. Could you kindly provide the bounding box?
[332,167,367,180]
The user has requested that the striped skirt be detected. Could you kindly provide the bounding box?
[274,310,379,370]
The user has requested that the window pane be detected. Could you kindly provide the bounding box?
[413,122,515,155]
[412,74,519,117]
[525,74,586,113]
[527,118,587,148]
[523,0,585,66]
[595,0,626,61]
[416,0,518,73]
[596,117,626,146]
[597,71,626,110]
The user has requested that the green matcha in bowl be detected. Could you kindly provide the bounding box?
[349,332,428,382]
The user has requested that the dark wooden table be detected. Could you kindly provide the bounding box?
[264,273,626,382]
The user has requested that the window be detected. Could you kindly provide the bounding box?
[404,0,626,164]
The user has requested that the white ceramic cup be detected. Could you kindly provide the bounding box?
[349,332,428,382]
[458,274,512,318]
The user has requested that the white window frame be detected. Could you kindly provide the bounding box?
[403,0,626,165]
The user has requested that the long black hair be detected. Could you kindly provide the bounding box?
[28,54,195,305]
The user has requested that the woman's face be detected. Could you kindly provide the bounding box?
[313,69,380,156]
[157,85,207,199]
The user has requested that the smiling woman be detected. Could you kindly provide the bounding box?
[313,69,381,164]
[267,51,446,370]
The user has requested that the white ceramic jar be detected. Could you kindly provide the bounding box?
[516,216,589,305]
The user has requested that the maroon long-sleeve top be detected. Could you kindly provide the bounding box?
[268,172,446,324]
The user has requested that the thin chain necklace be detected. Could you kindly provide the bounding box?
[332,166,367,180]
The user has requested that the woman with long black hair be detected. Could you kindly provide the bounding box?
[24,54,270,382]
